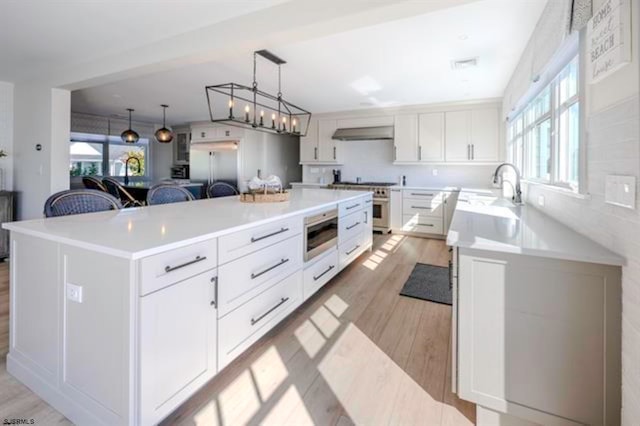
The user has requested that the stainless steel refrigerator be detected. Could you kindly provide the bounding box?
[189,141,239,186]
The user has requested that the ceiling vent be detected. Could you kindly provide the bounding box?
[451,57,478,70]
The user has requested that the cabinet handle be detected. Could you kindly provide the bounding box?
[346,221,360,230]
[417,223,434,227]
[346,244,360,255]
[210,276,218,307]
[364,211,368,224]
[410,193,433,197]
[251,258,290,279]
[164,255,207,273]
[251,227,289,243]
[333,146,336,160]
[365,199,373,204]
[346,203,360,210]
[471,144,475,160]
[418,145,422,161]
[467,144,471,160]
[313,265,335,281]
[314,147,318,160]
[394,146,397,161]
[251,297,290,326]
[411,206,432,210]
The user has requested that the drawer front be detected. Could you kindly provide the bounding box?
[338,197,366,217]
[218,216,303,265]
[403,189,443,200]
[339,232,366,271]
[303,248,339,301]
[218,270,302,370]
[139,239,218,296]
[218,235,302,316]
[402,214,444,235]
[339,209,365,245]
[403,198,444,218]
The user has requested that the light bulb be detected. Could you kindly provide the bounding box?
[260,110,265,117]
[244,105,250,113]
[228,99,234,108]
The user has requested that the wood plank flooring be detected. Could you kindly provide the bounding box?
[0,235,476,425]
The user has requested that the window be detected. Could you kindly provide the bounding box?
[70,133,148,178]
[507,56,580,191]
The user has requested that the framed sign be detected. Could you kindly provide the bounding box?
[586,0,631,84]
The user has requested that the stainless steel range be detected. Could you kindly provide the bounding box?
[328,182,395,233]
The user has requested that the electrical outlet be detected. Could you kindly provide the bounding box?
[432,169,438,176]
[537,195,545,207]
[66,283,83,303]
[606,175,636,209]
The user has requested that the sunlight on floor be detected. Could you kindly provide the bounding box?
[381,234,406,252]
[251,346,288,401]
[363,234,405,270]
[294,319,326,359]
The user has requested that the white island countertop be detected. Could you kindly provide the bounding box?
[446,190,624,266]
[3,189,369,260]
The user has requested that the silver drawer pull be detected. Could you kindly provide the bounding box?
[417,223,434,227]
[251,258,290,279]
[313,265,335,281]
[346,245,360,255]
[164,255,207,273]
[365,199,373,204]
[345,203,360,210]
[251,227,290,243]
[410,193,433,197]
[210,276,218,307]
[346,221,361,230]
[411,206,432,210]
[251,297,290,326]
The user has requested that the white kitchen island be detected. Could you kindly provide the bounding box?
[447,190,624,426]
[3,188,373,426]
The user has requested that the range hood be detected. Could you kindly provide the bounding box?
[331,126,394,141]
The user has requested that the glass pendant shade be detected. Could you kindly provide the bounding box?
[154,105,174,143]
[121,108,140,144]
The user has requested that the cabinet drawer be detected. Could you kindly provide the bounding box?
[218,216,302,265]
[338,232,366,271]
[139,239,217,296]
[218,270,302,370]
[218,235,302,316]
[403,189,442,199]
[403,198,444,218]
[402,214,444,235]
[303,248,339,301]
[339,209,365,245]
[338,197,366,217]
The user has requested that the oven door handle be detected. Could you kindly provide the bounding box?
[373,198,389,203]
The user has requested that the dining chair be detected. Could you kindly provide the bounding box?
[82,176,108,192]
[146,183,195,206]
[44,189,123,218]
[206,182,239,198]
[102,177,144,208]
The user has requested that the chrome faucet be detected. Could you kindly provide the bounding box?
[492,163,523,205]
[124,156,141,186]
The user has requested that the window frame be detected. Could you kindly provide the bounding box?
[69,133,149,180]
[507,55,582,193]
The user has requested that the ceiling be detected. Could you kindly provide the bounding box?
[0,0,288,82]
[71,0,547,124]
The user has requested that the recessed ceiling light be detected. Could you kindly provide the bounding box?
[451,57,478,70]
[458,34,469,40]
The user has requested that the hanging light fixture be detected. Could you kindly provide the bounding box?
[154,104,174,143]
[205,50,312,136]
[121,108,140,144]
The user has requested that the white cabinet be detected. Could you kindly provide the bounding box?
[303,248,339,301]
[418,112,445,162]
[190,124,244,143]
[444,191,459,234]
[139,270,218,425]
[299,118,342,164]
[445,108,500,162]
[394,114,418,162]
[470,108,500,161]
[445,111,471,162]
[173,126,190,164]
[390,188,403,232]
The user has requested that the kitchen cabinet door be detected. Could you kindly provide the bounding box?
[139,270,217,424]
[418,112,445,162]
[173,127,190,164]
[470,108,500,161]
[445,111,471,162]
[390,188,403,232]
[394,114,418,162]
[318,119,340,163]
[300,119,318,163]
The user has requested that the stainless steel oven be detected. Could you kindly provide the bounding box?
[304,208,338,262]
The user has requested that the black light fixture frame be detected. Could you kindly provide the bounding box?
[205,50,312,137]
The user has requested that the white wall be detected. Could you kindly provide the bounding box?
[514,2,640,423]
[0,82,14,191]
[303,139,496,187]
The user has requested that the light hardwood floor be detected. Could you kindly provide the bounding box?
[0,235,475,425]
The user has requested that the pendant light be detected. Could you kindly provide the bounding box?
[121,108,140,144]
[154,104,174,143]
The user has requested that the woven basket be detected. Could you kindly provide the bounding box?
[240,190,290,203]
